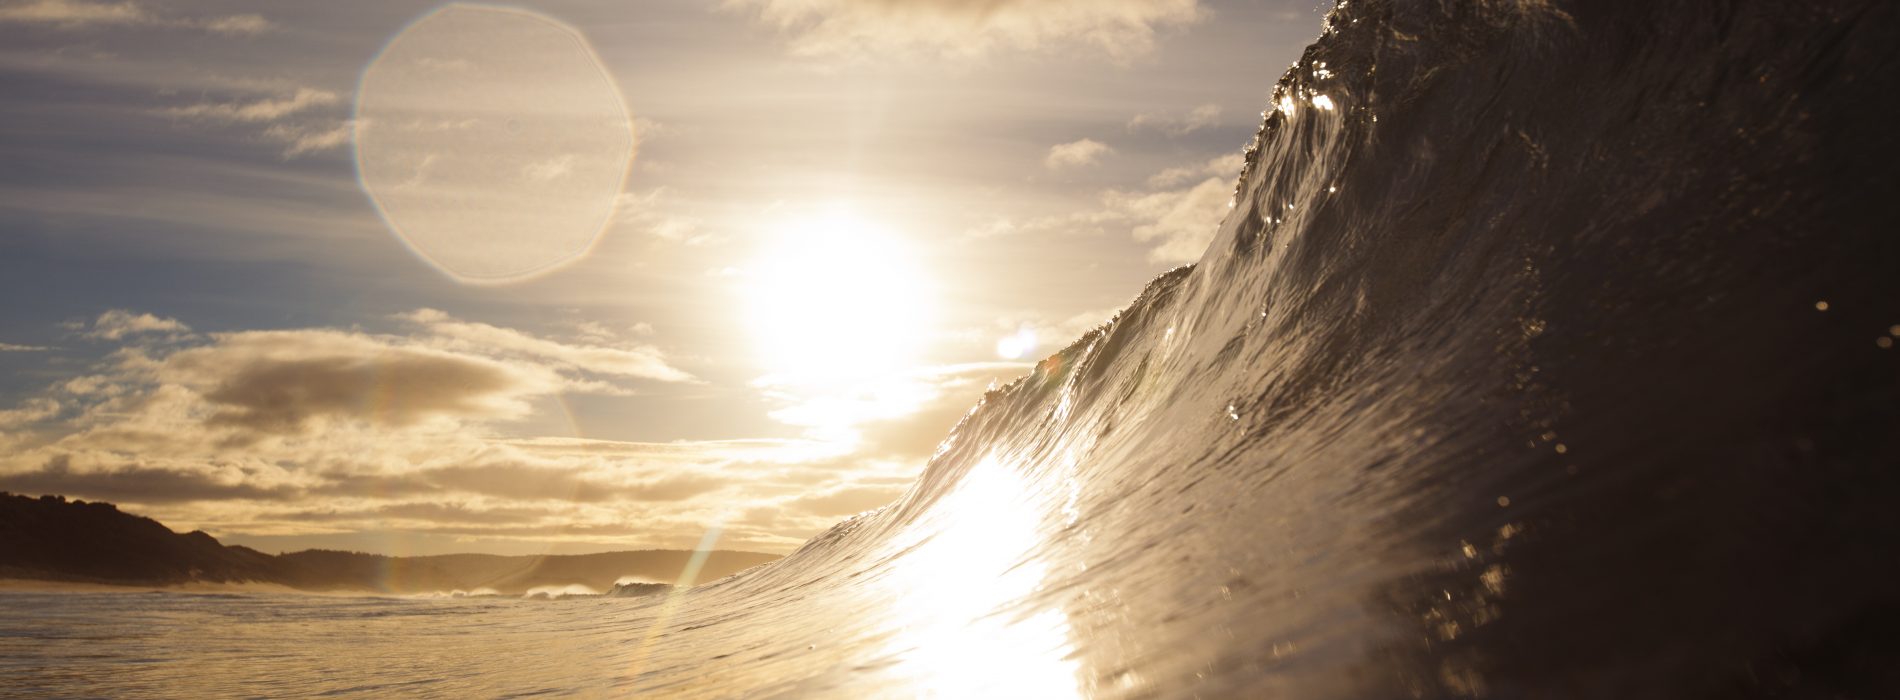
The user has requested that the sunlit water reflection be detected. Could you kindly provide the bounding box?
[875,456,1080,699]
[0,592,642,698]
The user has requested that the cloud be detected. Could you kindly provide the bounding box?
[0,342,52,352]
[0,398,60,428]
[614,188,711,245]
[169,332,544,435]
[81,309,190,340]
[280,501,554,526]
[0,0,273,35]
[1011,155,1239,261]
[962,154,1239,260]
[0,309,956,553]
[398,309,694,384]
[2,454,294,503]
[959,206,1122,240]
[417,464,727,503]
[0,424,866,549]
[791,483,904,516]
[966,307,1120,362]
[961,218,1021,239]
[1112,175,1234,263]
[200,13,269,35]
[1045,138,1113,170]
[1128,102,1223,135]
[728,0,1203,60]
[0,0,145,27]
[263,121,354,158]
[523,154,577,182]
[1147,153,1243,188]
[159,87,349,158]
[51,308,685,443]
[161,88,339,123]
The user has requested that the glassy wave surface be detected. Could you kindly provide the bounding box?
[7,0,1898,697]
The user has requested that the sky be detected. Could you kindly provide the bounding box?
[0,0,1325,556]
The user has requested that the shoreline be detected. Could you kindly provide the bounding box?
[0,578,345,596]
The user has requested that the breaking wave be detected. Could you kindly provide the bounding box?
[635,0,1900,697]
[3,2,1893,698]
[521,584,600,600]
[408,588,503,600]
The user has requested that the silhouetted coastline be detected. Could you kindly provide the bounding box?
[0,492,777,595]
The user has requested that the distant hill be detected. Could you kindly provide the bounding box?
[0,492,780,594]
[0,492,279,585]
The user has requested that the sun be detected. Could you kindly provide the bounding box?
[741,209,936,388]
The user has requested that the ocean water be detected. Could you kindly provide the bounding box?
[8,0,1899,697]
[0,591,680,698]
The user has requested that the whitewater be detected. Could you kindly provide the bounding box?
[5,0,1898,697]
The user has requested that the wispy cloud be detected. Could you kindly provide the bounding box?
[522,154,577,183]
[264,121,355,158]
[397,308,694,385]
[614,188,712,245]
[791,482,906,517]
[963,307,1121,362]
[0,0,145,27]
[0,398,59,428]
[199,13,269,35]
[1147,153,1243,188]
[0,342,52,352]
[1128,102,1223,135]
[727,0,1203,61]
[1111,175,1233,263]
[965,154,1240,261]
[159,87,351,158]
[1118,155,1245,263]
[77,309,190,341]
[161,88,338,123]
[0,0,272,35]
[1045,138,1113,170]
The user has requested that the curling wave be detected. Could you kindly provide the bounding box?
[632,1,1900,696]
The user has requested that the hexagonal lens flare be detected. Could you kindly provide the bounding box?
[355,4,634,284]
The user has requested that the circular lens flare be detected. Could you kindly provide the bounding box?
[355,4,633,284]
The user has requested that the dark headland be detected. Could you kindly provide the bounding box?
[0,492,779,595]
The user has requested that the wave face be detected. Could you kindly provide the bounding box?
[637,2,1900,697]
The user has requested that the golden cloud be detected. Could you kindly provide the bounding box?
[727,0,1204,60]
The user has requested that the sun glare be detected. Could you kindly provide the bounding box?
[742,210,936,387]
[879,455,1081,698]
[996,326,1038,360]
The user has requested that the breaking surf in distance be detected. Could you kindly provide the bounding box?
[8,0,1899,697]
